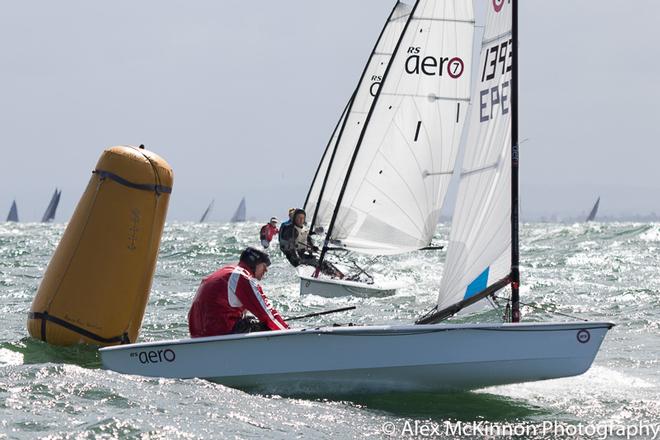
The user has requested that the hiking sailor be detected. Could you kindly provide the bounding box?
[279,208,343,278]
[188,247,289,337]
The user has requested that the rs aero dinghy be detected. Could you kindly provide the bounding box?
[100,0,613,395]
[299,0,459,297]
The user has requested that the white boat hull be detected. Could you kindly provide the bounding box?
[100,321,613,395]
[297,266,401,297]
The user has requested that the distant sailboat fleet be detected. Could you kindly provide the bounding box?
[4,188,61,223]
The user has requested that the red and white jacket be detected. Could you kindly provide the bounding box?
[188,262,289,337]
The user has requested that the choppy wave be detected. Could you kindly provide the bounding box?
[0,222,658,438]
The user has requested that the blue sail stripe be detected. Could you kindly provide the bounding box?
[463,267,490,300]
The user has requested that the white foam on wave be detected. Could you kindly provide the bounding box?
[0,347,23,366]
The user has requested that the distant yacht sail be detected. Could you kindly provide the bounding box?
[41,188,62,223]
[6,200,19,222]
[230,197,246,223]
[199,200,214,223]
[586,196,600,222]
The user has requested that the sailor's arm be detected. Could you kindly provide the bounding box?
[235,275,289,330]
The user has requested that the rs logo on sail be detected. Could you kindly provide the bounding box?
[405,47,464,79]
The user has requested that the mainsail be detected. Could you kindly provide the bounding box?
[305,2,412,236]
[41,188,61,223]
[422,0,516,321]
[6,200,19,222]
[320,0,475,256]
[586,197,600,222]
[230,197,246,223]
[199,200,214,223]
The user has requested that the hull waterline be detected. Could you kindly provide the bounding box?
[100,321,613,396]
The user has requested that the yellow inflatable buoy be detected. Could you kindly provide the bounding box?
[27,145,173,346]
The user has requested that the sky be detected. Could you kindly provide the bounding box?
[1,0,658,222]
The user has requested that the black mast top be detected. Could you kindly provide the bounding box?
[315,0,420,276]
[307,1,408,238]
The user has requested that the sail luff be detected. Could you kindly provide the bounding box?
[317,0,422,271]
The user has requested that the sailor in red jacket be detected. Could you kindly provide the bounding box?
[259,217,279,248]
[188,247,289,337]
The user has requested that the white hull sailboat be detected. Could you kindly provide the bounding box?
[300,0,467,297]
[100,321,612,395]
[297,265,401,298]
[101,0,613,395]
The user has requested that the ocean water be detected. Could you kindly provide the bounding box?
[0,222,658,439]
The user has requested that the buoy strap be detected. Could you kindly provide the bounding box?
[28,311,131,345]
[93,169,172,194]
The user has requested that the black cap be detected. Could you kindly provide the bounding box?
[239,247,271,271]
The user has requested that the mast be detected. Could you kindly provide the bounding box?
[511,0,520,323]
[307,2,406,238]
[315,0,420,276]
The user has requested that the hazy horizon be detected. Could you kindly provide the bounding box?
[1,1,658,223]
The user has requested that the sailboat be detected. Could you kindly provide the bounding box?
[199,200,214,223]
[6,200,19,222]
[300,0,467,297]
[229,197,246,223]
[41,188,61,223]
[586,196,600,222]
[100,0,612,395]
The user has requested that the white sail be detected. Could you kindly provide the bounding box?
[230,197,246,223]
[306,2,412,235]
[331,0,475,255]
[437,1,513,310]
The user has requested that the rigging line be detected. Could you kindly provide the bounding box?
[493,296,588,322]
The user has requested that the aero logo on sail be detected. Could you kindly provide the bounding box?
[405,47,464,79]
